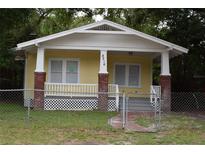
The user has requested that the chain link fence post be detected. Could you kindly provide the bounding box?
[24,90,31,128]
[26,97,31,128]
[154,93,157,130]
[122,92,126,128]
[125,95,129,129]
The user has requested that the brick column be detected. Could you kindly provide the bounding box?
[160,75,171,112]
[98,73,108,111]
[34,72,46,109]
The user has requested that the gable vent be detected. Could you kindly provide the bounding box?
[87,24,124,31]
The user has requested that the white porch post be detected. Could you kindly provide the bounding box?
[99,50,108,74]
[161,50,170,76]
[98,50,108,111]
[34,47,46,109]
[35,47,45,72]
[160,50,171,112]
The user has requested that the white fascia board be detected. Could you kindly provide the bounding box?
[17,19,188,54]
[16,20,132,49]
[102,20,189,53]
[132,31,188,53]
[17,20,107,49]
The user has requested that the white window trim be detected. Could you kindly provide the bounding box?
[48,58,80,83]
[113,63,141,88]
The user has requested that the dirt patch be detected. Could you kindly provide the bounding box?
[109,112,156,132]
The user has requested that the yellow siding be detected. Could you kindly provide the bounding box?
[44,50,99,84]
[25,50,152,95]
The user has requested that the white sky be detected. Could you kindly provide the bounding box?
[76,10,103,21]
[1,0,205,9]
[93,14,104,21]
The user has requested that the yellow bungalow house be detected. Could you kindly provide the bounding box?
[16,20,188,111]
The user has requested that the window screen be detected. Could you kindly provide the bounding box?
[50,60,62,83]
[115,65,126,85]
[66,61,78,83]
[128,65,140,86]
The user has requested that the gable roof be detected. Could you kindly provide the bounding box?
[17,19,188,53]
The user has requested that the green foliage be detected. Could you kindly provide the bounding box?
[0,8,94,68]
[0,8,94,88]
[0,8,205,90]
[37,8,93,36]
[158,9,205,91]
[0,9,33,67]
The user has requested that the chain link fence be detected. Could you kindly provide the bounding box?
[0,89,30,128]
[1,89,204,133]
[171,92,205,112]
[0,89,162,132]
[0,89,121,130]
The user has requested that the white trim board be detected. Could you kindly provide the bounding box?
[41,45,169,53]
[17,20,188,54]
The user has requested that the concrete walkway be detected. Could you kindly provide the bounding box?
[108,112,157,132]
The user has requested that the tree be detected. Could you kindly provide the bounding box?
[37,8,94,36]
[151,9,205,91]
[0,9,33,67]
[0,8,94,88]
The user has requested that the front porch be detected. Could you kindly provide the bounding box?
[31,82,160,111]
[31,48,168,111]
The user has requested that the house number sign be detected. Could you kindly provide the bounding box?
[102,54,106,66]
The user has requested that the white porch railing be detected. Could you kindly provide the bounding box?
[45,82,118,96]
[44,82,120,110]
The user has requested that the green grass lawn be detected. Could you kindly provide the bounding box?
[0,103,205,144]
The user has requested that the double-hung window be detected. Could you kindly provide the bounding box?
[49,59,79,83]
[114,64,140,87]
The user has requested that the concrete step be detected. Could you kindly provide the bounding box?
[128,102,151,106]
[128,108,154,112]
[120,108,154,112]
[119,101,152,107]
[120,105,154,109]
[118,97,154,112]
[119,100,154,112]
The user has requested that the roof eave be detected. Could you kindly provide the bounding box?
[16,19,189,54]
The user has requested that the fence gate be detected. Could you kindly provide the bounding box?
[121,92,161,132]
